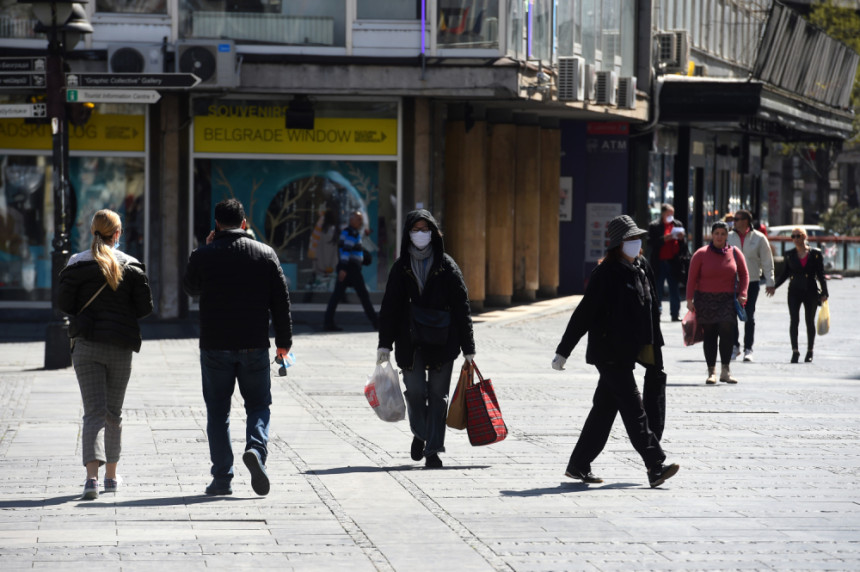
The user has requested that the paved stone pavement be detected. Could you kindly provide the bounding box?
[1,279,859,571]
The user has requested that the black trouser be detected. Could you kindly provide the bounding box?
[569,364,665,473]
[643,366,666,441]
[788,289,819,351]
[733,280,760,351]
[324,266,378,328]
[703,321,735,367]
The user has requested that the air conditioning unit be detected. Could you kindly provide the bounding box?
[557,57,585,102]
[175,40,238,88]
[656,30,690,74]
[584,63,597,101]
[108,44,164,74]
[595,70,617,106]
[617,76,636,109]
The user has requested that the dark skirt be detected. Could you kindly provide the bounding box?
[694,291,736,324]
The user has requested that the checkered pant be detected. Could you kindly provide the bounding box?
[72,339,133,466]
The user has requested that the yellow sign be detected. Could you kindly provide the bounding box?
[0,113,146,152]
[194,116,397,156]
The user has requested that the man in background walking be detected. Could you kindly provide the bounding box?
[184,198,292,496]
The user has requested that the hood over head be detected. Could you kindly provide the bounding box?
[401,209,445,260]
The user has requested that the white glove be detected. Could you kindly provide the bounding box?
[463,354,475,364]
[376,348,390,365]
[552,354,567,371]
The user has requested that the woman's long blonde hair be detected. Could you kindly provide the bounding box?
[91,209,123,291]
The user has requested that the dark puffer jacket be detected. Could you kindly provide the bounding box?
[58,252,153,352]
[378,210,475,370]
[183,229,292,350]
[556,255,663,369]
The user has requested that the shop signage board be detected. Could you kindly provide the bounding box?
[0,103,47,119]
[67,73,200,89]
[67,89,161,104]
[0,113,146,152]
[0,57,46,72]
[0,73,46,88]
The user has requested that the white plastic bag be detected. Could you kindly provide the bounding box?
[364,362,406,422]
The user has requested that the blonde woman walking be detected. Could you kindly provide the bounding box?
[59,209,153,500]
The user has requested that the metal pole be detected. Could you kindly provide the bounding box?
[44,3,71,370]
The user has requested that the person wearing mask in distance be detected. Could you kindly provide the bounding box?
[647,203,687,322]
[552,215,679,488]
[184,198,292,497]
[376,209,475,469]
[324,210,379,332]
[727,209,775,362]
[686,221,749,384]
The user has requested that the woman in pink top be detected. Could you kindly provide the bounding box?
[686,221,749,384]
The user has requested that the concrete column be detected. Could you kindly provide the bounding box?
[158,93,182,319]
[485,109,516,306]
[538,118,560,298]
[513,113,540,301]
[444,104,486,309]
[412,97,432,209]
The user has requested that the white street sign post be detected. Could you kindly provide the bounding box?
[66,89,161,104]
[0,103,47,119]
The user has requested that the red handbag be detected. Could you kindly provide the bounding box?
[465,362,507,446]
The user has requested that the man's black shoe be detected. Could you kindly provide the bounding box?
[671,316,682,322]
[424,453,443,469]
[648,463,680,488]
[410,437,424,461]
[564,467,603,484]
[323,324,344,332]
[243,449,270,496]
[205,479,232,496]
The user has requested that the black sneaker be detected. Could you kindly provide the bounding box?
[424,453,443,469]
[648,463,680,488]
[410,437,424,461]
[205,479,233,496]
[243,449,270,496]
[564,467,603,484]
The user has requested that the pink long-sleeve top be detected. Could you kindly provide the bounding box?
[686,245,749,301]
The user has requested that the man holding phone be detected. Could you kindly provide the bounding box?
[184,198,292,497]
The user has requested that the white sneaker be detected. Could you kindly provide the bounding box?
[731,345,740,360]
[743,349,753,362]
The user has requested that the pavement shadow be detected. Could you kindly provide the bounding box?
[500,482,639,496]
[0,495,81,508]
[308,464,491,475]
[77,495,251,507]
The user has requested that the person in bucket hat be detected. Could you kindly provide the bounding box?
[551,214,679,488]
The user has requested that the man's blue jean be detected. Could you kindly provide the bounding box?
[201,348,272,481]
[656,259,681,319]
[401,352,454,456]
[734,280,761,351]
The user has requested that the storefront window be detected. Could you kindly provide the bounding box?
[179,0,347,46]
[556,0,581,57]
[0,104,147,304]
[581,0,602,66]
[96,0,166,14]
[438,0,499,49]
[1,5,39,39]
[506,0,525,59]
[531,0,552,63]
[601,0,620,71]
[190,99,399,293]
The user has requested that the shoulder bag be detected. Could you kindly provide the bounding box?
[409,302,451,346]
[68,282,108,342]
[731,247,747,322]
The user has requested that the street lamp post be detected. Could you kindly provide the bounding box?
[18,0,92,369]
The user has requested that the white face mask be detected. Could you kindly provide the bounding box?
[621,239,642,258]
[664,215,674,224]
[410,230,432,249]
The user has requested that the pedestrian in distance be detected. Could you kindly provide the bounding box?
[727,209,775,362]
[376,209,475,469]
[647,203,687,322]
[552,215,679,488]
[686,221,749,384]
[324,210,379,331]
[769,227,829,363]
[58,209,153,500]
[183,198,292,497]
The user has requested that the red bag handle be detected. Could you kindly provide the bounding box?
[466,360,485,386]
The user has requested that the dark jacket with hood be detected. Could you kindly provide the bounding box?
[378,210,475,370]
[58,250,153,352]
[555,254,664,369]
[183,229,292,350]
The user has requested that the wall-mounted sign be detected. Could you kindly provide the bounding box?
[0,113,146,152]
[584,202,622,262]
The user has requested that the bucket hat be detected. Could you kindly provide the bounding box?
[606,215,647,250]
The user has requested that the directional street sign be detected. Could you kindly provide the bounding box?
[0,103,47,119]
[67,89,161,104]
[66,73,201,89]
[0,73,46,89]
[0,57,46,72]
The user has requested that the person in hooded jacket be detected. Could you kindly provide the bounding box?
[58,209,153,500]
[551,215,679,488]
[376,210,475,469]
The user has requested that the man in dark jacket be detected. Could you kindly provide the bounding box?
[647,203,687,322]
[323,210,378,331]
[183,198,292,497]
